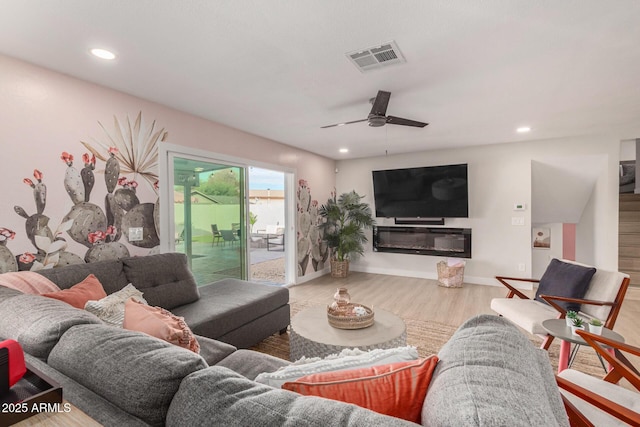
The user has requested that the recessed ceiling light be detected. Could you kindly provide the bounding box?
[516,126,531,133]
[339,148,349,153]
[90,48,116,60]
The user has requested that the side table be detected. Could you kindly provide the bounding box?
[541,318,625,373]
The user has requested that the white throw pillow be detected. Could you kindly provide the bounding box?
[84,283,147,327]
[254,346,419,388]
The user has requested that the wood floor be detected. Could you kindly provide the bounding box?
[290,272,640,351]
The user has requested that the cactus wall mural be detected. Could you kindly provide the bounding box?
[0,112,166,273]
[297,179,328,276]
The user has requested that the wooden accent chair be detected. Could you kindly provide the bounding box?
[491,259,630,350]
[556,329,640,426]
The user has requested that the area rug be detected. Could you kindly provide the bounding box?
[250,300,606,378]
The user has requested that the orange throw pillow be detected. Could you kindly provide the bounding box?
[42,274,107,309]
[123,298,200,353]
[282,356,438,423]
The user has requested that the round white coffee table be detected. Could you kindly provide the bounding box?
[289,305,407,361]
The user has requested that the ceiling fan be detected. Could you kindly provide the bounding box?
[321,90,428,129]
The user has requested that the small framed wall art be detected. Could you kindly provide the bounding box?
[532,227,551,249]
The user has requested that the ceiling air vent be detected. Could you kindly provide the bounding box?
[346,41,406,73]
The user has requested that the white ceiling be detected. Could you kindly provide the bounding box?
[1,0,639,160]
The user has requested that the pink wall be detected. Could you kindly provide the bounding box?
[562,223,576,261]
[0,54,335,274]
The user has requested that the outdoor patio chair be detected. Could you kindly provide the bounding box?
[556,329,640,426]
[490,258,630,350]
[267,227,285,251]
[211,224,222,246]
[221,229,239,246]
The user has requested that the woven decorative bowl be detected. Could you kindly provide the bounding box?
[327,303,375,329]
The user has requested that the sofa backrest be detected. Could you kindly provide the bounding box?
[36,259,129,294]
[48,324,207,427]
[122,253,199,309]
[35,253,200,310]
[0,294,102,360]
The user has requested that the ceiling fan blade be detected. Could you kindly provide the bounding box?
[320,118,368,129]
[386,116,428,128]
[370,91,391,116]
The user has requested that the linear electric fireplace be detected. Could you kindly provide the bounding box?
[373,226,471,258]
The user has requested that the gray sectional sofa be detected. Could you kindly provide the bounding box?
[0,253,569,426]
[35,252,290,348]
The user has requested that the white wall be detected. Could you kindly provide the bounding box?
[0,54,336,278]
[336,135,620,285]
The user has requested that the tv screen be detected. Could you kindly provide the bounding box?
[372,164,468,218]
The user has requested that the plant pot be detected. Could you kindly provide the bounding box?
[565,317,576,327]
[588,324,603,335]
[330,260,349,278]
[570,325,585,336]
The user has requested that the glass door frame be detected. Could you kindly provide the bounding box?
[159,142,297,285]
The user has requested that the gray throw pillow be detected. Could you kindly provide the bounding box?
[534,258,596,312]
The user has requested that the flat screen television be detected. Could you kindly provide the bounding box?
[372,164,468,218]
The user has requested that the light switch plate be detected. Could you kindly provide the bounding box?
[129,227,143,241]
[511,217,525,226]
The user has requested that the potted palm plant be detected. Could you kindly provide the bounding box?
[318,191,375,278]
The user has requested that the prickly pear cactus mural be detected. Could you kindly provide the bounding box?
[61,152,85,204]
[85,227,129,263]
[297,179,328,277]
[5,112,167,270]
[14,170,54,250]
[0,228,18,273]
[81,153,96,202]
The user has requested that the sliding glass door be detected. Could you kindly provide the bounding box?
[172,155,246,285]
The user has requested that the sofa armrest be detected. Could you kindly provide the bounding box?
[423,315,569,427]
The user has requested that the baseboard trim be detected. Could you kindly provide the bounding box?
[347,265,532,289]
[293,267,330,285]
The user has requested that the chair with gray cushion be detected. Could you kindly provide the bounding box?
[220,229,238,246]
[490,258,630,349]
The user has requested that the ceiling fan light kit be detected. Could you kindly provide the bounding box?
[322,90,428,129]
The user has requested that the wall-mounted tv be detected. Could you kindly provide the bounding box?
[372,164,468,218]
